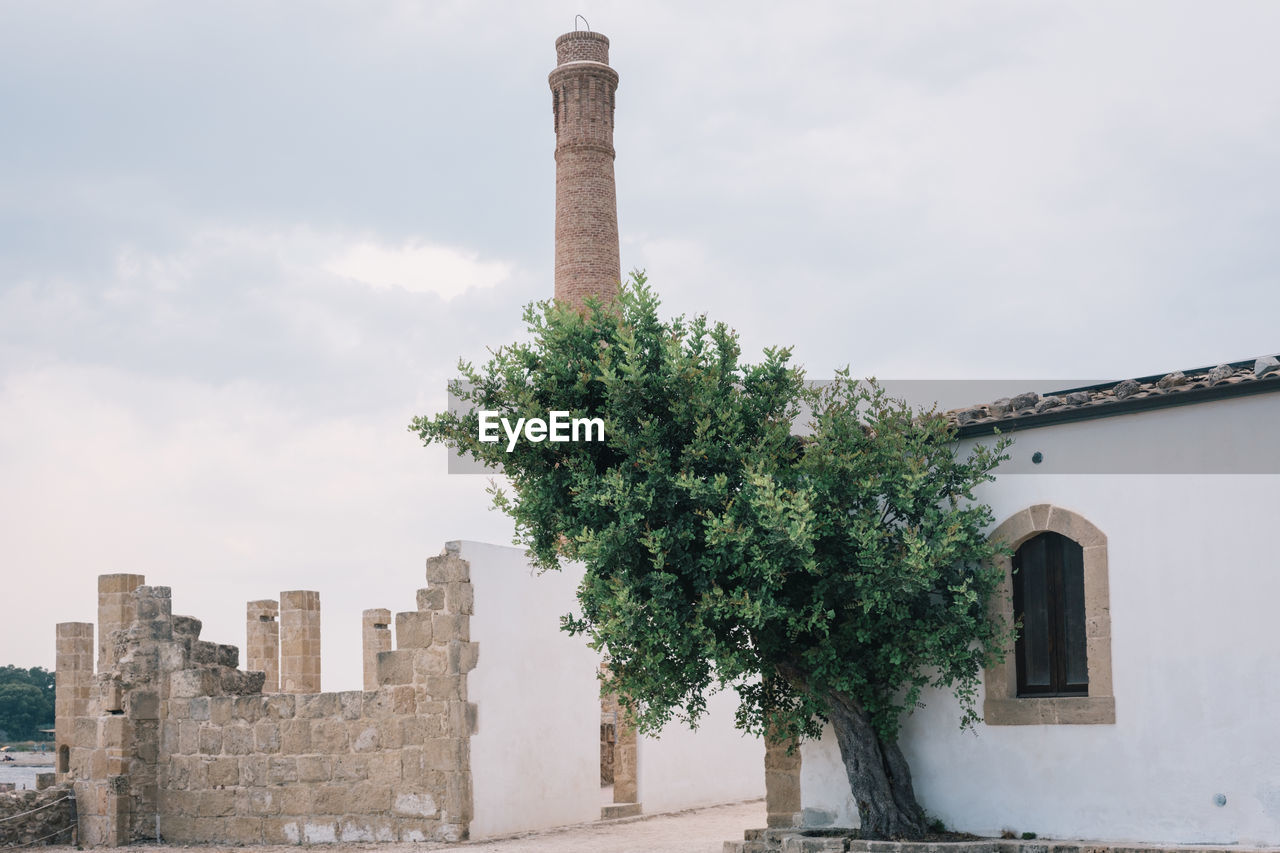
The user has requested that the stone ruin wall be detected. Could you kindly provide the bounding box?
[55,549,477,846]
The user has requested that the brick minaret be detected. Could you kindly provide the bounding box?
[549,29,621,309]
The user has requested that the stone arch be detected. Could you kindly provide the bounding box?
[984,504,1115,725]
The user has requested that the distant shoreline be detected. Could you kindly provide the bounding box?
[1,752,55,767]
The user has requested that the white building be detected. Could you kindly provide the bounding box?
[797,356,1280,846]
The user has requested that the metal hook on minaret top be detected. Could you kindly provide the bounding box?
[574,14,590,32]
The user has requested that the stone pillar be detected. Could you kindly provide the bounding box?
[246,599,280,692]
[54,622,93,779]
[279,590,321,694]
[549,28,621,310]
[612,716,638,804]
[764,728,802,828]
[97,574,145,672]
[362,608,392,691]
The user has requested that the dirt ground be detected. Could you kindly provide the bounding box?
[41,799,764,853]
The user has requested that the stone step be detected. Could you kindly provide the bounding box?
[600,802,643,820]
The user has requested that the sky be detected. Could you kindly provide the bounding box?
[2,1,1278,687]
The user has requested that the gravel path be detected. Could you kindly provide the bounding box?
[38,799,764,853]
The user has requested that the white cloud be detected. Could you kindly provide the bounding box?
[324,240,512,299]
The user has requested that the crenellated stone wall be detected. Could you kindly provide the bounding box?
[59,549,478,846]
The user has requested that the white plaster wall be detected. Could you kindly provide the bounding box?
[461,540,601,838]
[800,393,1280,845]
[636,688,765,813]
[460,539,766,833]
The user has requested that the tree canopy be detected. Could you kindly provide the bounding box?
[0,666,55,742]
[411,276,1012,837]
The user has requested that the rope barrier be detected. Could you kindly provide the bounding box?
[1,823,76,848]
[0,797,73,824]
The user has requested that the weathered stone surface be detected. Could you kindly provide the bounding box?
[1206,363,1234,385]
[65,569,474,846]
[1010,392,1039,411]
[0,784,76,846]
[1034,395,1062,413]
[1256,355,1280,378]
[1113,379,1140,399]
[1064,391,1091,405]
[1156,370,1187,389]
[417,587,446,611]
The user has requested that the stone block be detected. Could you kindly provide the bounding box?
[361,690,395,719]
[377,718,405,750]
[102,680,124,712]
[262,817,299,845]
[223,724,255,755]
[351,722,380,752]
[232,695,264,723]
[425,553,470,584]
[350,781,393,813]
[278,785,313,816]
[297,692,339,718]
[338,690,363,720]
[280,719,311,754]
[197,724,222,754]
[448,640,480,674]
[413,646,449,680]
[332,752,371,782]
[423,674,465,701]
[416,587,445,611]
[216,643,240,668]
[254,721,281,753]
[313,783,349,814]
[224,816,265,844]
[262,693,296,719]
[390,685,416,714]
[127,690,159,720]
[187,696,211,721]
[423,737,467,771]
[170,668,218,699]
[445,770,473,822]
[297,754,331,782]
[303,820,338,844]
[236,783,281,819]
[431,613,469,642]
[207,755,239,787]
[393,791,439,818]
[376,650,415,686]
[268,756,300,785]
[445,582,474,615]
[239,755,269,787]
[311,718,349,751]
[99,714,129,748]
[196,787,236,816]
[209,696,233,725]
[396,611,434,649]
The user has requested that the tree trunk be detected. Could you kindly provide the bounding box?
[825,690,927,839]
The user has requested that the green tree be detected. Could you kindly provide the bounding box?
[0,672,53,742]
[411,276,1012,838]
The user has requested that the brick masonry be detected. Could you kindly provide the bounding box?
[57,549,478,846]
[550,29,621,310]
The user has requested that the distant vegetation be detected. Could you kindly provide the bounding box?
[0,666,55,742]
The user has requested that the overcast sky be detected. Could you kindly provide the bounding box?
[3,1,1277,686]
